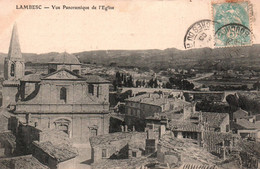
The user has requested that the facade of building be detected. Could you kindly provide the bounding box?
[89,132,147,163]
[125,93,191,119]
[2,24,110,142]
[25,52,82,76]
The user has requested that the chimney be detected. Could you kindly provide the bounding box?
[26,113,31,124]
[124,125,128,132]
[159,125,166,139]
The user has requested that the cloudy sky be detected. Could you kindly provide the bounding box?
[0,0,259,53]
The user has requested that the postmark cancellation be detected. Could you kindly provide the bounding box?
[212,0,253,47]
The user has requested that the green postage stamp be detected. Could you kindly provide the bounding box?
[212,1,252,47]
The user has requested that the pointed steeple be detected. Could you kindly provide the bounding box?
[8,23,22,58]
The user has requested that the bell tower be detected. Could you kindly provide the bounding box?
[4,23,25,80]
[2,23,24,107]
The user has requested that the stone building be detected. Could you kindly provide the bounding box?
[25,52,82,75]
[89,132,147,163]
[2,24,110,142]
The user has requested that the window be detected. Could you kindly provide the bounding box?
[97,86,99,97]
[90,128,97,137]
[10,63,15,77]
[60,87,67,102]
[226,125,229,132]
[102,149,107,158]
[132,152,137,157]
[72,69,79,75]
[88,84,94,95]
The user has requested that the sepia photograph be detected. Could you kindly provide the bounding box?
[0,0,260,168]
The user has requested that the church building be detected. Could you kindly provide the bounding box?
[2,24,110,142]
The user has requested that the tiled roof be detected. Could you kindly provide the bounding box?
[48,52,81,65]
[21,74,42,82]
[233,108,248,119]
[180,164,218,169]
[202,131,235,148]
[0,132,16,148]
[159,135,221,165]
[92,157,157,169]
[169,120,200,132]
[2,80,20,86]
[235,119,260,130]
[201,112,228,128]
[126,93,169,106]
[163,110,184,120]
[89,132,146,147]
[0,155,49,169]
[42,68,83,79]
[84,75,110,83]
[33,141,78,162]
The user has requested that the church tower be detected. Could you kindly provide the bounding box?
[2,24,24,107]
[4,23,25,80]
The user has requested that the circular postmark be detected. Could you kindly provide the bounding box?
[215,23,251,47]
[184,19,213,49]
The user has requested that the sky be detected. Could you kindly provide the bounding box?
[0,0,260,54]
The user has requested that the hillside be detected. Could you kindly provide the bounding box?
[0,44,260,72]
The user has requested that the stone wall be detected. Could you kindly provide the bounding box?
[0,116,8,132]
[91,132,147,163]
[220,115,230,133]
[16,113,109,143]
[2,86,18,108]
[16,80,109,113]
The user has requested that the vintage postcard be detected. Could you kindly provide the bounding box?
[0,0,260,169]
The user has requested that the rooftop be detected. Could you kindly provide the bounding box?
[91,157,157,169]
[21,73,42,82]
[200,112,229,128]
[235,119,260,130]
[159,135,222,166]
[48,52,81,65]
[84,74,110,83]
[33,141,78,162]
[169,120,200,132]
[0,155,49,169]
[0,132,16,148]
[89,132,146,147]
[126,93,188,107]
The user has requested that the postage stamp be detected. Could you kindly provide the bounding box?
[184,19,213,49]
[212,1,252,47]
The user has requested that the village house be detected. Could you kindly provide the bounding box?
[200,112,230,132]
[89,132,147,163]
[0,132,16,158]
[1,24,111,143]
[0,108,16,158]
[157,134,221,168]
[32,141,77,169]
[232,108,249,121]
[25,52,82,76]
[125,93,191,119]
[12,120,78,169]
[124,93,193,131]
[232,118,260,141]
[0,155,49,169]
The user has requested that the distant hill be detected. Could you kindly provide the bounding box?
[0,44,260,72]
